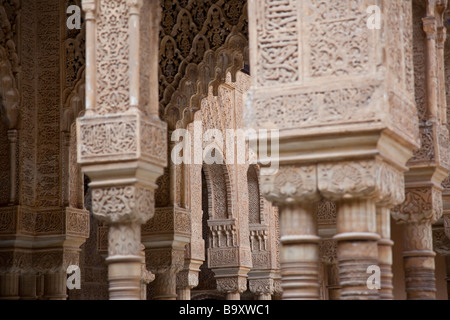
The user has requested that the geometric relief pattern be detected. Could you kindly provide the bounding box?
[255,0,299,85]
[80,120,137,158]
[247,85,378,130]
[96,0,130,115]
[307,0,371,78]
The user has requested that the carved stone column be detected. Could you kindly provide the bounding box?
[246,0,419,300]
[0,3,21,301]
[140,244,155,300]
[432,216,450,299]
[6,130,18,205]
[376,206,394,300]
[142,206,190,300]
[247,167,280,301]
[446,255,450,299]
[146,247,185,300]
[215,271,248,300]
[175,160,204,301]
[393,188,443,300]
[208,219,252,300]
[176,258,201,300]
[249,277,275,300]
[319,162,406,300]
[78,0,167,300]
[19,273,37,300]
[0,273,19,300]
[391,0,450,300]
[261,167,321,300]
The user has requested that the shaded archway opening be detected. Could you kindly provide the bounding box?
[194,169,217,293]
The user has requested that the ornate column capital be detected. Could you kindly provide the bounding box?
[260,165,319,205]
[433,224,450,256]
[127,0,142,13]
[437,26,447,48]
[391,186,443,225]
[318,159,405,206]
[145,247,185,275]
[6,130,18,144]
[216,276,248,295]
[423,16,437,40]
[145,247,185,300]
[92,185,155,225]
[81,0,97,18]
[248,278,275,297]
[176,270,199,290]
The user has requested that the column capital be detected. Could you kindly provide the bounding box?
[176,270,199,290]
[127,0,142,13]
[318,159,405,206]
[81,0,97,18]
[422,16,437,39]
[260,165,319,205]
[391,186,443,225]
[140,244,155,284]
[7,129,18,143]
[145,247,185,275]
[216,275,248,295]
[91,185,155,225]
[433,224,450,256]
[248,278,275,296]
[437,26,447,48]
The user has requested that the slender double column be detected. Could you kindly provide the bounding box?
[246,0,419,300]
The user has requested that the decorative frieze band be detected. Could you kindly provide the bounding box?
[0,206,89,237]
